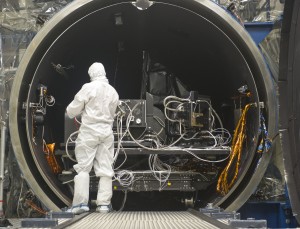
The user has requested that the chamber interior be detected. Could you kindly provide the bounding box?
[26,3,260,209]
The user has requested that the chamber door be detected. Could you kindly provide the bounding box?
[279,0,300,224]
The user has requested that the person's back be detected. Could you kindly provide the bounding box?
[79,78,118,135]
[66,62,119,214]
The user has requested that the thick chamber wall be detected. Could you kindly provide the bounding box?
[9,0,276,210]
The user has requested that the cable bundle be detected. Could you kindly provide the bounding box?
[148,155,172,190]
[113,170,138,187]
[217,103,254,195]
[43,142,62,174]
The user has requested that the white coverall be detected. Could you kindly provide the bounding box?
[66,62,119,207]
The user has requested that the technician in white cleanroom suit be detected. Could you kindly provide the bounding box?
[66,62,119,214]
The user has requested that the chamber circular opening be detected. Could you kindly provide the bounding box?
[9,0,276,211]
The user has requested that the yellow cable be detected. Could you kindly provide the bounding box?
[44,143,62,174]
[217,104,253,195]
[25,200,47,215]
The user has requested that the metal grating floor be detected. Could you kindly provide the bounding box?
[65,211,222,229]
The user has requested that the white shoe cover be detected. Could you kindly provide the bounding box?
[96,205,113,213]
[67,204,90,215]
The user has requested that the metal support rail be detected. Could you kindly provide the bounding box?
[54,212,91,229]
[0,121,6,217]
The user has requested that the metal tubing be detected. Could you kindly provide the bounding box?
[0,122,6,217]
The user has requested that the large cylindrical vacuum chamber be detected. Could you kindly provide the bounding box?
[9,0,277,211]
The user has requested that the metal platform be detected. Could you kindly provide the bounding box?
[59,210,232,229]
[4,218,70,229]
[6,209,272,229]
[56,146,231,156]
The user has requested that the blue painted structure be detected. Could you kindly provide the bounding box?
[239,201,298,228]
[244,22,274,45]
